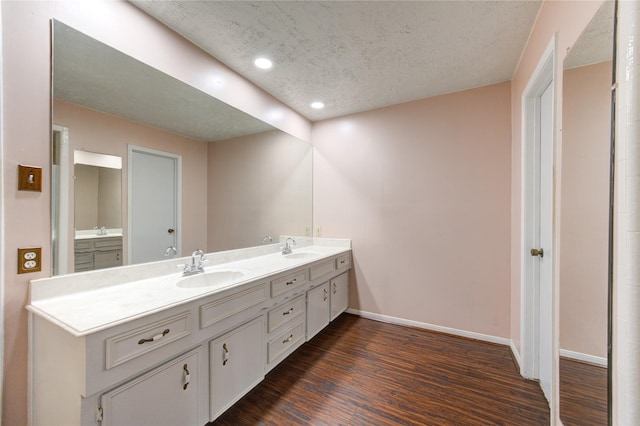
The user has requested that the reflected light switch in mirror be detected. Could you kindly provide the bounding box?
[18,165,42,192]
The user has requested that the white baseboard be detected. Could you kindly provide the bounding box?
[346,308,510,346]
[559,348,607,367]
[509,340,523,371]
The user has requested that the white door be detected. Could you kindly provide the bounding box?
[129,146,181,264]
[537,80,554,401]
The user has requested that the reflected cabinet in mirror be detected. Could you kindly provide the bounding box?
[559,1,613,424]
[51,20,312,276]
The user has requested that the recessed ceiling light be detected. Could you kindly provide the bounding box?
[254,57,273,69]
[311,101,325,109]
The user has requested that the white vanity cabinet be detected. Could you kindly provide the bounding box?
[330,272,349,321]
[99,348,204,426]
[209,316,264,421]
[74,237,123,272]
[306,282,330,340]
[29,244,351,426]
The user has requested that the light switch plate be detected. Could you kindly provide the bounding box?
[18,165,42,192]
[18,247,42,274]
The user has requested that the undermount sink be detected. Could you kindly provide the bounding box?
[284,251,320,260]
[176,270,246,288]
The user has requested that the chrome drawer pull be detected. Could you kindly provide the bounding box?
[282,334,294,344]
[282,307,294,316]
[183,364,190,390]
[138,328,170,345]
[223,343,230,366]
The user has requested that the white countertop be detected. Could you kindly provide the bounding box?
[75,228,123,240]
[27,239,350,337]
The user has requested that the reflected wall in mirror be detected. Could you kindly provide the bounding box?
[559,1,613,424]
[51,20,312,275]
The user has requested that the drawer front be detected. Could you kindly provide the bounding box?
[270,269,308,297]
[336,254,350,269]
[267,320,305,364]
[309,259,335,281]
[74,240,92,251]
[94,237,123,250]
[200,283,268,329]
[105,311,192,369]
[267,295,305,333]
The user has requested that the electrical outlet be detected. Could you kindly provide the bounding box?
[18,247,42,274]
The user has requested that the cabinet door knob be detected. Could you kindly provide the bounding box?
[183,364,190,390]
[223,343,230,366]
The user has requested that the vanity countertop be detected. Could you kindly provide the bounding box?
[27,239,350,337]
[74,229,123,240]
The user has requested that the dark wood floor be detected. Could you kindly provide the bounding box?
[210,314,551,425]
[559,357,608,426]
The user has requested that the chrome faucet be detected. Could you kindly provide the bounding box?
[282,237,296,255]
[183,249,206,275]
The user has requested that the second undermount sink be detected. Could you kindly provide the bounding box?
[284,251,321,260]
[176,270,246,289]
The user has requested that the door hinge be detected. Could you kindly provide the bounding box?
[96,406,104,423]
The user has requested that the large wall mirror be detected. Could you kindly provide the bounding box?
[559,1,613,423]
[51,20,312,275]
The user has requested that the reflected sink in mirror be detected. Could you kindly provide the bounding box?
[176,270,246,289]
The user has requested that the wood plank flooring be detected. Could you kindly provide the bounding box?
[559,357,607,426]
[210,314,551,425]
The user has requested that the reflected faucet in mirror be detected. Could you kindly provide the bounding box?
[164,246,177,259]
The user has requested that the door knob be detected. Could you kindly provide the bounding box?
[530,248,544,258]
[168,228,175,234]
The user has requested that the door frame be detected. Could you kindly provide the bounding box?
[520,34,558,408]
[127,145,182,263]
[52,124,71,275]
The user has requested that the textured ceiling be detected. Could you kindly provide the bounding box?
[131,1,542,121]
[53,21,273,142]
[564,0,614,70]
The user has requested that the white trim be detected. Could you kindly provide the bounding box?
[52,125,70,276]
[127,145,182,263]
[0,2,4,420]
[559,349,607,367]
[510,340,523,370]
[520,34,557,381]
[347,309,511,346]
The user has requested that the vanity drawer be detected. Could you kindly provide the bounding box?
[309,259,335,280]
[270,269,308,297]
[267,320,305,364]
[105,311,192,369]
[93,237,123,250]
[200,283,268,329]
[74,240,92,251]
[267,295,304,333]
[336,254,350,269]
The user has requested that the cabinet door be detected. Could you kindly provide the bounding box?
[307,282,330,340]
[330,272,349,321]
[210,316,264,421]
[100,348,203,426]
[94,250,123,270]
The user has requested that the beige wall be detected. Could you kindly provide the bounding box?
[560,61,611,359]
[313,82,512,338]
[1,2,309,424]
[54,99,209,265]
[207,131,312,251]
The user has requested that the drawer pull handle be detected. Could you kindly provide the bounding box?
[223,343,230,366]
[282,307,294,316]
[283,334,294,344]
[340,260,346,264]
[324,288,328,301]
[138,328,170,345]
[333,283,337,295]
[183,364,190,390]
[286,278,297,286]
